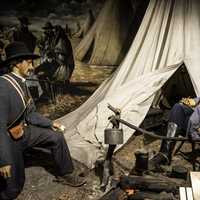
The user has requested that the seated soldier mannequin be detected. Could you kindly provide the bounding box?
[0,42,85,200]
[149,96,200,169]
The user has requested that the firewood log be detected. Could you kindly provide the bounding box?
[119,175,181,193]
[128,191,177,200]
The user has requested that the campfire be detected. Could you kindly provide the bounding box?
[96,105,190,200]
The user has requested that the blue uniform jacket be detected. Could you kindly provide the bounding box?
[0,73,52,167]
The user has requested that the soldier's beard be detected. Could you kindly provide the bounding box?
[26,69,34,77]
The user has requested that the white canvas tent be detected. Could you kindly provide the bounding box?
[58,0,200,168]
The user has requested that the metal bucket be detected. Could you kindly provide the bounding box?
[104,128,123,144]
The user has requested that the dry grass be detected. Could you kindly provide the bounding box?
[37,60,115,120]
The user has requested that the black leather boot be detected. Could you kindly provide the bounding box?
[160,122,179,164]
[149,122,179,171]
[55,170,86,187]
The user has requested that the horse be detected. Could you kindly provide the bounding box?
[35,25,75,101]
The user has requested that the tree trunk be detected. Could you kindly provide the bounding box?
[82,9,95,37]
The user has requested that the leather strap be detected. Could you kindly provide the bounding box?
[2,74,26,107]
[1,74,29,129]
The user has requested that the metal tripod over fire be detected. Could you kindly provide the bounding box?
[100,104,189,191]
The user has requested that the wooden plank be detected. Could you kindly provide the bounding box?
[186,187,194,200]
[179,187,194,200]
[190,172,200,200]
[179,187,187,200]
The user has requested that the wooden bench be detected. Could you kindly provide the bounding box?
[179,187,193,200]
[179,172,200,200]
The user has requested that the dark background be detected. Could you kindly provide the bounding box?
[0,0,105,16]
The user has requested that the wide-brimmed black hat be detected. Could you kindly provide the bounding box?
[18,16,31,25]
[3,42,40,66]
[42,21,54,30]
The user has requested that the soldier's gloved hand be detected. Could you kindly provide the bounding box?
[180,97,196,107]
[52,122,66,133]
[0,165,11,178]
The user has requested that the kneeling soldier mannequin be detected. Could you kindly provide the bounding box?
[0,42,85,200]
[149,97,200,170]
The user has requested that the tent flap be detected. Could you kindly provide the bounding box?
[58,0,200,168]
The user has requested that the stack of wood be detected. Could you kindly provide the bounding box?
[99,174,186,200]
[119,175,182,200]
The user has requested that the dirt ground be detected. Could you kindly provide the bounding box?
[16,58,197,200]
